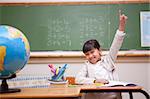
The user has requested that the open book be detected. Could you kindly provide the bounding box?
[103,81,137,87]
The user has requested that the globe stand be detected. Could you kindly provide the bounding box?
[0,74,21,93]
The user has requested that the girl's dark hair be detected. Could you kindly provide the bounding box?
[82,39,100,53]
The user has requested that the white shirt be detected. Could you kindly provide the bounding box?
[75,30,126,84]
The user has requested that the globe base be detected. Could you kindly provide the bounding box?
[0,74,21,93]
[0,88,21,94]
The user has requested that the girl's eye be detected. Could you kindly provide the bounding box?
[85,53,89,56]
[91,50,95,54]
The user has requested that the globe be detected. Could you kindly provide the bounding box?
[0,25,30,93]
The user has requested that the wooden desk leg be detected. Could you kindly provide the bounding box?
[129,91,133,99]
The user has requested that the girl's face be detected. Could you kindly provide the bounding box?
[84,48,101,64]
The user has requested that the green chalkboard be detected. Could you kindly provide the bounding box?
[0,3,149,51]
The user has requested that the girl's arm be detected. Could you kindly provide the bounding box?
[108,11,128,62]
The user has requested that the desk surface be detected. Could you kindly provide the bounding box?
[0,87,81,98]
[0,85,144,99]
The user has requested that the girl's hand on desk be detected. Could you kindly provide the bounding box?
[94,79,109,84]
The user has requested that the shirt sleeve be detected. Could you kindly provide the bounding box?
[108,29,126,62]
[103,30,126,71]
[75,63,95,84]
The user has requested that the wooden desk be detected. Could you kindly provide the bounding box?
[0,87,81,99]
[0,85,149,99]
[80,85,150,99]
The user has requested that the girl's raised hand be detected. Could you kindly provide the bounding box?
[119,10,128,32]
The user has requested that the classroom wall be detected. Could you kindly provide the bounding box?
[0,0,149,98]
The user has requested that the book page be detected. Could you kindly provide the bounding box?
[103,81,136,87]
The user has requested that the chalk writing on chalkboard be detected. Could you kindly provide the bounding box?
[47,18,71,49]
[79,16,105,46]
[46,16,106,49]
